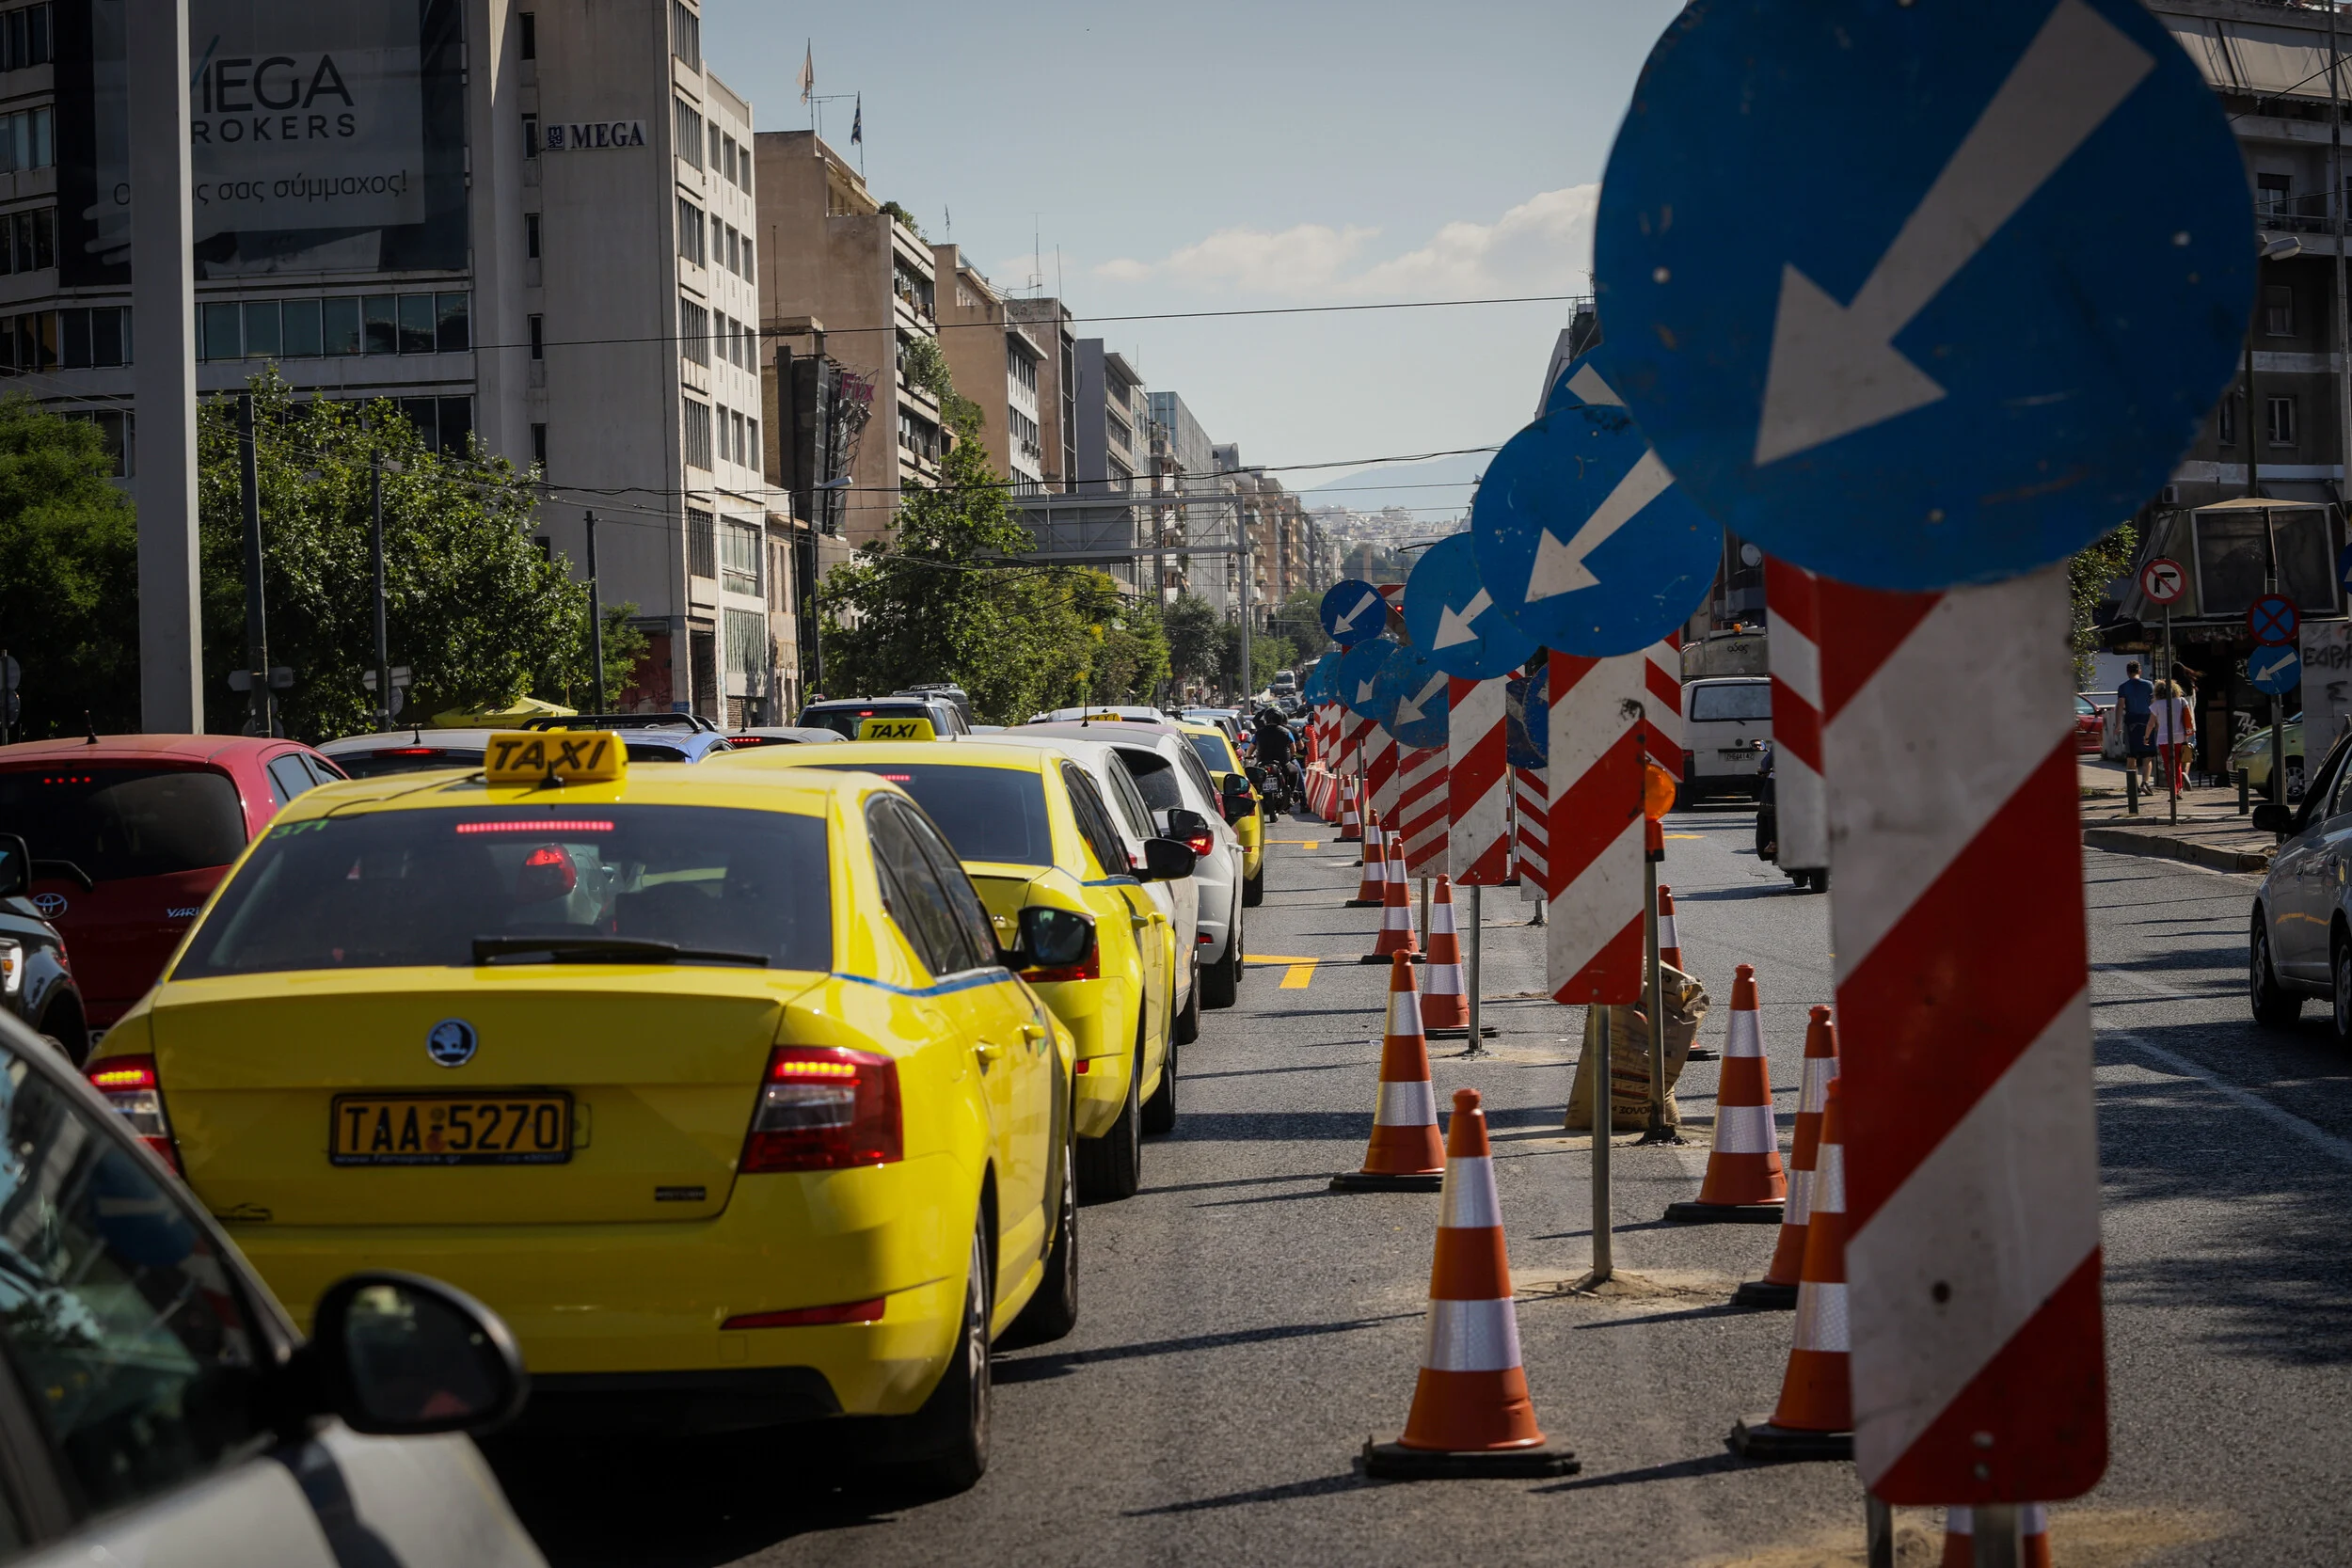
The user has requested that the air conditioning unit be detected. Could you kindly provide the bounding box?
[2158,484,2182,505]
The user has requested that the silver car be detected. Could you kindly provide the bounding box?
[0,1011,543,1566]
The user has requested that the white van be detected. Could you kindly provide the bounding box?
[1683,676,1772,800]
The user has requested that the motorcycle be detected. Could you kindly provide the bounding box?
[1246,761,1300,819]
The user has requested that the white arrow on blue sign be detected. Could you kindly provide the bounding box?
[2250,645,2301,697]
[1404,533,1537,681]
[1375,644,1451,749]
[1471,356,1721,657]
[1320,580,1389,648]
[1336,637,1401,723]
[1591,0,2252,592]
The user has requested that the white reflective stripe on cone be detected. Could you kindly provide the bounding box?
[1714,1103,1779,1155]
[1438,1156,1500,1229]
[1784,1166,1814,1227]
[1659,912,1678,947]
[1387,992,1422,1036]
[1800,1057,1835,1114]
[1422,1296,1523,1373]
[1375,1079,1438,1127]
[1792,1279,1850,1353]
[1724,1008,1764,1057]
[2023,1504,2048,1533]
[1811,1142,1846,1215]
[1423,967,1465,997]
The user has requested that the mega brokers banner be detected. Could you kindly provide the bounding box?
[58,0,467,281]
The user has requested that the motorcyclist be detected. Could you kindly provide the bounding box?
[1253,705,1303,814]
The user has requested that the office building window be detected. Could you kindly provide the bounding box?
[731,409,747,467]
[362,295,397,354]
[280,298,320,357]
[56,306,128,369]
[0,309,54,371]
[199,293,453,359]
[242,300,280,359]
[395,396,474,456]
[2265,284,2294,338]
[2268,394,2297,448]
[0,207,54,275]
[671,1,698,70]
[70,409,131,476]
[710,214,722,270]
[531,422,548,470]
[677,197,704,265]
[397,293,435,355]
[522,114,537,157]
[723,518,760,595]
[529,314,544,360]
[436,292,469,353]
[673,98,701,168]
[1,7,52,71]
[746,417,757,473]
[724,608,765,689]
[687,505,716,576]
[707,124,720,169]
[525,213,541,260]
[0,105,51,173]
[679,298,708,366]
[519,10,535,58]
[323,296,359,356]
[725,224,739,277]
[683,398,713,470]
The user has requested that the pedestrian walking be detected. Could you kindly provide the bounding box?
[2147,677,2195,795]
[2117,659,2155,787]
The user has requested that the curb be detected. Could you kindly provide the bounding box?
[2081,824,2272,874]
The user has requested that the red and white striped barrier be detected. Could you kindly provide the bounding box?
[1545,651,1647,1004]
[1341,708,1376,782]
[1645,633,1684,783]
[1369,729,1402,827]
[1819,565,2105,1504]
[1448,676,1511,884]
[1514,766,1548,903]
[1766,557,1827,875]
[1399,744,1450,875]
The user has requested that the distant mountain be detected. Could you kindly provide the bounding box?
[1300,450,1489,510]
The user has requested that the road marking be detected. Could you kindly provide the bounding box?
[1664,832,1702,839]
[1246,955,1318,964]
[1281,963,1315,990]
[1268,839,1320,848]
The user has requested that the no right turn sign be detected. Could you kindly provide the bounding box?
[2139,557,2185,606]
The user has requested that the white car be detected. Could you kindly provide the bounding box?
[1024,722,1245,1014]
[0,1010,543,1567]
[1681,677,1772,800]
[316,727,504,778]
[1024,705,1172,725]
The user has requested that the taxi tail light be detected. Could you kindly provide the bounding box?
[723,1297,885,1329]
[1182,829,1215,858]
[741,1046,902,1172]
[84,1056,181,1174]
[1023,935,1099,986]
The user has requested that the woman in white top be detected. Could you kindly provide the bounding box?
[2144,679,2195,794]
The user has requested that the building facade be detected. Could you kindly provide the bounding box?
[930,244,1046,493]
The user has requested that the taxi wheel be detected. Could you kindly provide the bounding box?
[1142,1028,1177,1136]
[1201,909,1241,1009]
[1076,1037,1143,1202]
[2251,918,2302,1029]
[1005,1105,1079,1347]
[2333,936,2352,1049]
[892,1222,992,1496]
[1242,865,1264,908]
[1174,955,1201,1045]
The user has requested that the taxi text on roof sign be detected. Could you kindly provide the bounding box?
[858,716,936,741]
[485,731,628,785]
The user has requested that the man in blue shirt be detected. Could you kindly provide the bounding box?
[2117,660,2155,787]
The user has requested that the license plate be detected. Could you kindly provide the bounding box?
[330,1093,572,1166]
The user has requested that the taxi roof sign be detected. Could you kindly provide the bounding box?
[485,731,628,786]
[857,716,937,741]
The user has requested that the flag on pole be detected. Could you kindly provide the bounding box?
[797,42,814,103]
[850,93,863,145]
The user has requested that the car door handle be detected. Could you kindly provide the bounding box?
[974,1039,1009,1069]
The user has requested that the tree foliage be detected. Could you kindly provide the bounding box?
[2069,522,2138,689]
[197,370,636,738]
[0,399,140,736]
[1164,594,1223,685]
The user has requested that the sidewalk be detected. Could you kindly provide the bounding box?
[2078,757,2277,874]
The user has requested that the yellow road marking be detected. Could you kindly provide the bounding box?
[1245,955,1318,964]
[1665,832,1702,839]
[1268,839,1320,848]
[1280,962,1316,990]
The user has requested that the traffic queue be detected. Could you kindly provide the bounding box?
[0,702,1294,1528]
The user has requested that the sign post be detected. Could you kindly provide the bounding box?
[2250,593,2301,827]
[2141,558,2187,823]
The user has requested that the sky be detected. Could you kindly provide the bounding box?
[705,0,1689,516]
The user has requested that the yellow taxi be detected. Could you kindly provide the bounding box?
[81,732,1080,1492]
[708,730,1196,1202]
[1179,720,1264,906]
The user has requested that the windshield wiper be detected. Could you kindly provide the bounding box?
[29,860,92,891]
[470,935,769,968]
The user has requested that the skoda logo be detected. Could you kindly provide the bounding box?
[31,893,65,918]
[425,1019,478,1069]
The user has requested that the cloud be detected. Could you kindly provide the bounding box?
[1091,185,1597,300]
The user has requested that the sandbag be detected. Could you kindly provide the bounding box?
[1565,962,1711,1132]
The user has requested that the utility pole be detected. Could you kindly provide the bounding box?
[237,394,272,737]
[371,451,391,731]
[1236,495,1253,703]
[2333,3,2350,518]
[130,0,201,732]
[585,511,607,708]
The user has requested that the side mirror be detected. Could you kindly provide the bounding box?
[310,1272,529,1436]
[1006,906,1093,971]
[1219,773,1255,824]
[2253,800,2296,834]
[1245,764,1268,789]
[1137,837,1198,881]
[0,834,26,900]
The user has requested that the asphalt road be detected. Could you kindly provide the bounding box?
[484,806,2351,1567]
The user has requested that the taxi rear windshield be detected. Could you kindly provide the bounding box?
[0,766,246,881]
[804,764,1051,866]
[176,805,831,977]
[796,704,931,739]
[1184,734,1235,776]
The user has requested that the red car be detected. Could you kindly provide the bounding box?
[0,735,346,1033]
[2074,695,2106,755]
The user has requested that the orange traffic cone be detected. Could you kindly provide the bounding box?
[1666,962,1786,1223]
[1362,833,1421,963]
[1340,775,1362,842]
[1363,1087,1579,1478]
[1333,955,1445,1191]
[1728,1077,1851,1462]
[1421,877,1472,1036]
[1657,883,1684,972]
[1941,1504,2052,1568]
[1737,1005,1839,1308]
[1348,808,1386,906]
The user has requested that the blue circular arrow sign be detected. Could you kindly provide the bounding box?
[1319,579,1390,648]
[1592,0,2252,592]
[1403,533,1538,680]
[1335,637,1400,722]
[1374,644,1451,749]
[2250,645,2300,697]
[1472,356,1721,657]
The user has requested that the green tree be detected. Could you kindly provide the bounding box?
[0,398,140,736]
[198,370,633,738]
[1221,625,1295,697]
[2069,523,2138,689]
[1087,591,1171,705]
[1164,594,1223,686]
